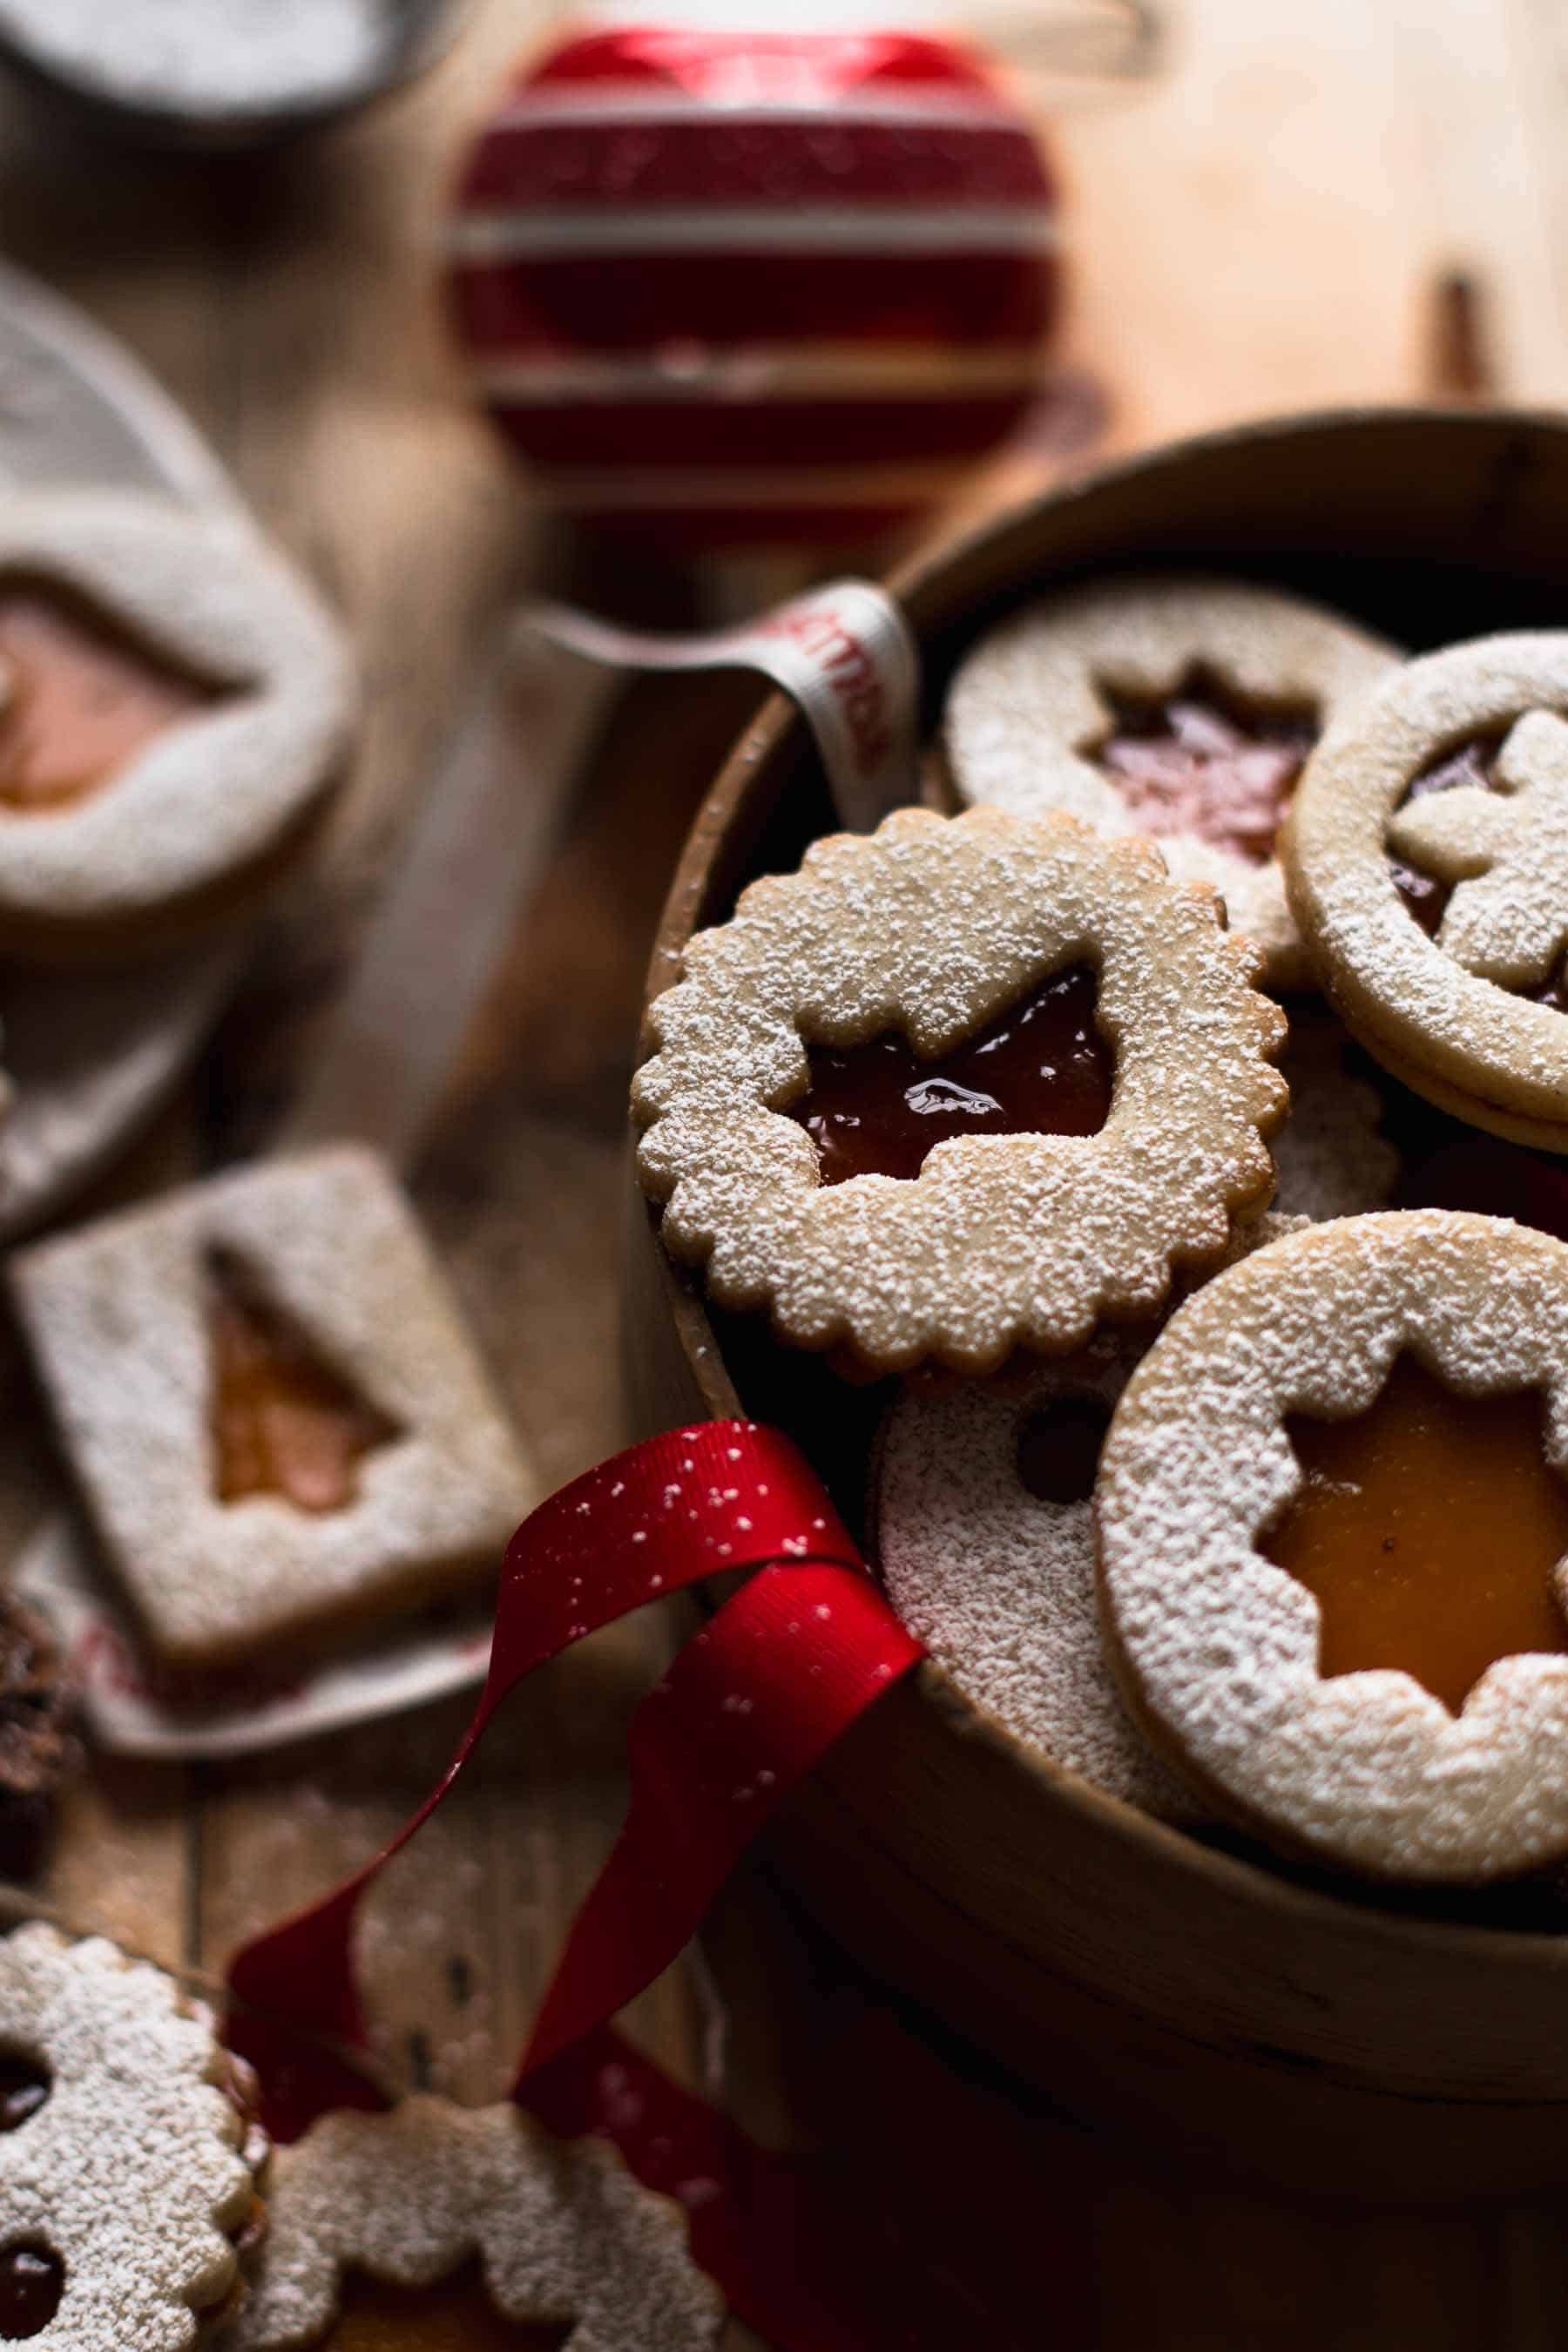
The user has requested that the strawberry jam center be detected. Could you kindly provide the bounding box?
[791,965,1113,1186]
[0,587,211,810]
[1261,1354,1568,1713]
[1096,670,1316,864]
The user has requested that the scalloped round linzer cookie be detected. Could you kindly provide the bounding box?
[0,490,355,968]
[943,575,1401,990]
[1283,633,1568,1150]
[0,1921,267,2348]
[1097,1210,1568,1885]
[634,807,1287,1377]
[226,2094,725,2351]
[875,1342,1200,1821]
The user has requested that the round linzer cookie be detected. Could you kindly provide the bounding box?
[1097,1210,1568,1884]
[875,1342,1200,1821]
[1283,633,1568,1150]
[0,1921,267,2346]
[634,807,1287,1376]
[0,491,355,968]
[943,575,1400,990]
[226,2093,724,2350]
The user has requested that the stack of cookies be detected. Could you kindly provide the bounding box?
[634,575,1568,1900]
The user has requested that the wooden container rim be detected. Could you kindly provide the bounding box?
[636,401,1568,1984]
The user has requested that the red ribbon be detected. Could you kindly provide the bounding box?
[226,1422,948,2346]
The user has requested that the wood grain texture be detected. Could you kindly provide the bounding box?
[3,0,1568,2342]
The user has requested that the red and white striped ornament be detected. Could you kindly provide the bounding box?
[444,25,1061,551]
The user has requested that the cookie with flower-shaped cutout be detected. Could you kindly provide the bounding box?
[634,807,1287,1376]
[943,575,1400,990]
[1097,1210,1568,1883]
[226,2094,724,2351]
[1284,633,1568,1149]
[0,490,354,967]
[0,1922,267,2347]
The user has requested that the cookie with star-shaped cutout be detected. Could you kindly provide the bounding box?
[1283,633,1568,1150]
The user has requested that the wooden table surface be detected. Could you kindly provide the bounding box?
[6,2,1568,2344]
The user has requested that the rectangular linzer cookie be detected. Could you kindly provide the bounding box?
[10,1145,537,1676]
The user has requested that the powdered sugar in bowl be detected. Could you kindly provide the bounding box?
[0,0,465,150]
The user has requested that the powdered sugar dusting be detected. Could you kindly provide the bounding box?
[1285,633,1568,1128]
[0,1923,259,2349]
[227,2096,724,2351]
[943,575,1399,990]
[1387,708,1568,987]
[635,808,1287,1375]
[875,1345,1200,1821]
[0,492,353,956]
[1272,1010,1400,1221]
[1098,1210,1568,1882]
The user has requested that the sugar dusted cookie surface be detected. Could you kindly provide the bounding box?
[0,1922,263,2349]
[226,2095,725,2351]
[943,574,1399,989]
[875,1347,1198,1821]
[1097,1211,1568,1884]
[635,808,1286,1377]
[1284,632,1568,1145]
[1271,1009,1400,1223]
[0,490,354,967]
[10,1145,537,1674]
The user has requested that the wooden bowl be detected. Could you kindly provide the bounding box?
[623,409,1568,2204]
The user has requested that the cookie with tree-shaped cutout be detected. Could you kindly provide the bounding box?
[634,807,1287,1376]
[0,1922,267,2348]
[1284,633,1568,1148]
[943,575,1400,989]
[225,2095,724,2350]
[10,1146,537,1674]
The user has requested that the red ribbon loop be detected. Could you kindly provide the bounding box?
[226,1421,923,2129]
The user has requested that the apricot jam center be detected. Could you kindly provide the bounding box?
[207,1249,400,1513]
[1096,668,1317,864]
[323,2267,571,2349]
[0,588,211,810]
[1261,1354,1568,1712]
[791,965,1113,1186]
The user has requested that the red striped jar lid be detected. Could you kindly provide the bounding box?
[444,25,1061,551]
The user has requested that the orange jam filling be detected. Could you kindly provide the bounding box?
[1096,668,1317,864]
[1261,1354,1568,1712]
[207,1249,399,1514]
[322,2266,571,2349]
[0,588,211,810]
[790,964,1114,1186]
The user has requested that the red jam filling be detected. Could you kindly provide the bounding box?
[0,588,211,811]
[0,2242,62,2339]
[790,965,1114,1186]
[1095,670,1317,864]
[323,2265,571,2349]
[1386,733,1504,937]
[1016,1394,1112,1507]
[0,2060,46,2134]
[207,1249,400,1513]
[1261,1355,1568,1713]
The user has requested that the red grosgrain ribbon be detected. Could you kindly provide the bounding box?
[226,1417,924,2125]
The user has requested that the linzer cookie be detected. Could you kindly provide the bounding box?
[1284,633,1568,1149]
[226,2094,724,2350]
[875,1344,1199,1821]
[0,1922,267,2348]
[1271,1008,1400,1222]
[634,808,1286,1376]
[0,491,354,967]
[943,576,1399,988]
[1097,1211,1568,1884]
[10,1146,537,1676]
